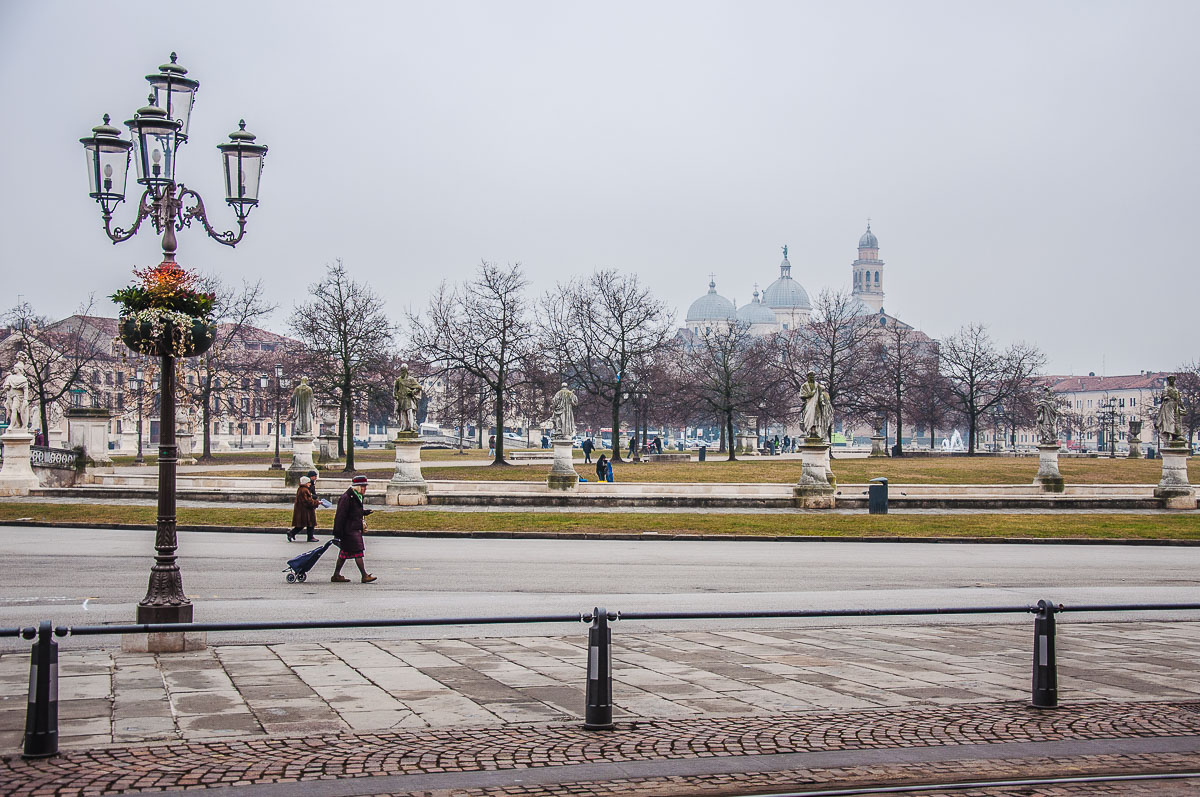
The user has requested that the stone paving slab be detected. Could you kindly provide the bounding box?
[4,621,1200,749]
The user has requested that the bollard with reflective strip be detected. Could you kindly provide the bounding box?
[583,607,614,730]
[1031,599,1058,709]
[23,620,58,758]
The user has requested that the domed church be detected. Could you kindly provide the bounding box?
[683,224,889,336]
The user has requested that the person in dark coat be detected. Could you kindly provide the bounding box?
[331,475,376,583]
[581,437,595,463]
[288,476,320,542]
[595,454,608,482]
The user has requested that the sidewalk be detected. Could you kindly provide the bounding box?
[4,621,1200,794]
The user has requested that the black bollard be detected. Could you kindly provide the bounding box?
[1031,599,1058,709]
[583,607,614,730]
[23,620,58,758]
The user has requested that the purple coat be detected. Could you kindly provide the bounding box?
[332,488,366,555]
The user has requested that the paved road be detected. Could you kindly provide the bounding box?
[2,525,1199,647]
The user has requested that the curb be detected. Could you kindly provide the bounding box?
[3,519,1199,545]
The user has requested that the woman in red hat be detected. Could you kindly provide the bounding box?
[331,474,376,583]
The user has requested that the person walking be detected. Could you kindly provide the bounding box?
[331,475,376,583]
[288,475,320,542]
[488,434,496,458]
[581,437,594,463]
[595,454,608,482]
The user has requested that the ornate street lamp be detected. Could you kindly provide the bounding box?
[79,53,267,626]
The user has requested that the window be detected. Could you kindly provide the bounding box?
[105,371,113,386]
[241,397,250,413]
[91,370,101,385]
[254,422,261,435]
[116,394,125,410]
[115,371,124,386]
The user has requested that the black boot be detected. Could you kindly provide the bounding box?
[306,529,318,542]
[287,528,297,542]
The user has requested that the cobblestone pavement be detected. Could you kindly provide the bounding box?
[4,621,1200,748]
[3,702,1200,795]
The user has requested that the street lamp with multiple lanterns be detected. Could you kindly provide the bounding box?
[79,53,267,626]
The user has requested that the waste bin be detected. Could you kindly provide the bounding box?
[698,445,707,462]
[868,477,888,515]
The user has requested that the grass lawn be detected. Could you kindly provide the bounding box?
[1,503,1197,540]
[183,456,1195,484]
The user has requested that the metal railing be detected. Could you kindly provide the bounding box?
[10,600,1200,760]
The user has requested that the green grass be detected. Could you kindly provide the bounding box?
[1,503,1197,540]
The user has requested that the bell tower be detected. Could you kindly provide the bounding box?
[851,221,885,313]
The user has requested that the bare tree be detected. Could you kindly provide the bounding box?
[907,351,954,450]
[865,320,927,456]
[290,260,396,472]
[668,323,777,461]
[1174,362,1200,447]
[178,278,276,462]
[407,261,533,465]
[541,270,674,462]
[938,324,1046,454]
[3,298,109,438]
[772,289,876,433]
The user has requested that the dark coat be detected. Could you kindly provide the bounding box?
[581,439,594,454]
[291,483,319,528]
[332,488,367,555]
[595,456,607,481]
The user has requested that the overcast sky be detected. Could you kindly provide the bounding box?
[2,1,1196,375]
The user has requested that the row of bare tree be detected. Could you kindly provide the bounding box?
[9,258,1197,468]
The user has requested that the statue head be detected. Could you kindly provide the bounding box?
[298,377,308,386]
[400,363,409,378]
[561,382,567,389]
[806,371,816,383]
[1168,375,1176,386]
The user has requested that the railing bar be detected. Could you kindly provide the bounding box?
[618,606,1035,621]
[1060,603,1200,613]
[57,614,586,637]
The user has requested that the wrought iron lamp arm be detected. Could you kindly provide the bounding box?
[102,188,157,244]
[177,186,247,248]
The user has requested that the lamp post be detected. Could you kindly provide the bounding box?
[270,364,284,469]
[132,367,146,464]
[79,53,267,626]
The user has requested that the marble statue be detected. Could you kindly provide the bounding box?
[291,377,315,436]
[1156,375,1186,446]
[392,364,422,432]
[800,372,833,440]
[2,356,32,430]
[1035,386,1059,445]
[550,382,578,438]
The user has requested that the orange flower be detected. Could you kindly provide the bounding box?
[133,261,200,299]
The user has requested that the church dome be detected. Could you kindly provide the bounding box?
[685,279,736,323]
[858,223,878,249]
[762,255,812,311]
[737,288,776,326]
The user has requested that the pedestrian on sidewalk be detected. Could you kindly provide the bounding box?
[331,474,376,583]
[288,475,320,542]
[581,437,594,463]
[488,434,496,458]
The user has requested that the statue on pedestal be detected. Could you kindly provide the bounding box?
[799,372,833,441]
[393,364,422,433]
[1035,386,1059,445]
[550,382,578,439]
[291,377,315,436]
[3,356,32,431]
[1156,375,1187,447]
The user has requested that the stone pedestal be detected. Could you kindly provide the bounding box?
[0,429,40,495]
[547,437,578,490]
[737,432,760,455]
[870,435,888,457]
[176,432,196,465]
[317,434,341,465]
[121,631,207,653]
[1034,443,1064,493]
[286,434,316,486]
[1154,444,1195,509]
[66,407,113,465]
[1128,435,1142,459]
[793,438,836,508]
[386,431,428,505]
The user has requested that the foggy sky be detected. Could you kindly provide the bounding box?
[2,1,1197,375]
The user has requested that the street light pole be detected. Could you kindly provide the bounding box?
[270,363,283,469]
[79,53,267,626]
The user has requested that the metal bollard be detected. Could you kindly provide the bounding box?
[868,477,888,514]
[583,607,614,730]
[23,620,58,758]
[1031,599,1058,709]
